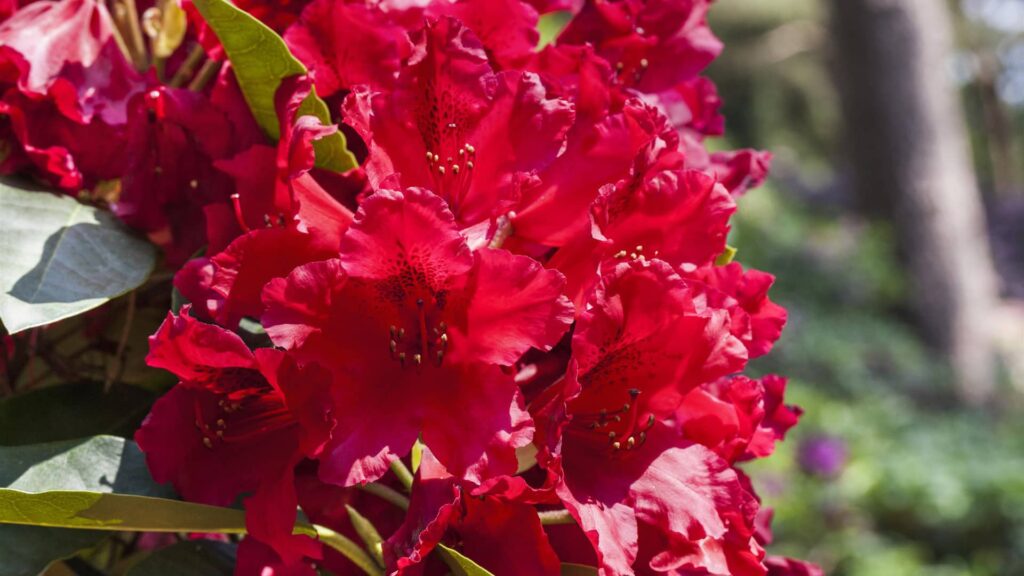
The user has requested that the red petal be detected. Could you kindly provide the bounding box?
[146,309,256,382]
[450,248,574,366]
[427,0,540,70]
[285,0,410,97]
[339,187,473,283]
[421,368,534,483]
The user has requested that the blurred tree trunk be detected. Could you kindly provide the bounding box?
[830,0,1000,405]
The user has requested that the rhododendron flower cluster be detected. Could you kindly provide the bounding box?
[0,0,819,574]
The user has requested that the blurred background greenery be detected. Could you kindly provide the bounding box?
[706,1,1024,574]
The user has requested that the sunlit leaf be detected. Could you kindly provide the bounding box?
[537,11,572,49]
[0,180,156,334]
[190,0,357,172]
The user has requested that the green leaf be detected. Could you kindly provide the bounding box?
[0,489,252,532]
[715,244,737,266]
[561,563,599,576]
[0,436,239,532]
[190,0,357,173]
[0,180,157,334]
[0,383,156,446]
[0,436,169,576]
[0,527,99,576]
[436,543,495,576]
[537,11,572,49]
[126,541,236,576]
[0,435,166,495]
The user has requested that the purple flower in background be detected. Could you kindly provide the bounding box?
[798,435,848,478]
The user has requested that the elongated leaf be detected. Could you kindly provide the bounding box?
[126,541,236,576]
[436,543,495,576]
[0,181,156,334]
[0,383,156,446]
[0,490,249,533]
[0,437,168,576]
[190,0,357,172]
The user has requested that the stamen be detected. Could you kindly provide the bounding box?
[230,194,250,233]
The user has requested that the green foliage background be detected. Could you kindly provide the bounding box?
[710,1,1024,574]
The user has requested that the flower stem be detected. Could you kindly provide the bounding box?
[358,482,410,511]
[390,459,415,491]
[538,509,576,526]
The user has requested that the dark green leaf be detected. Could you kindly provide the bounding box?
[0,383,156,446]
[126,540,236,576]
[0,180,157,334]
[190,0,357,172]
[0,527,100,576]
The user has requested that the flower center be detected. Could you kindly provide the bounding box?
[569,388,656,453]
[387,297,449,370]
[425,132,476,214]
[194,388,293,450]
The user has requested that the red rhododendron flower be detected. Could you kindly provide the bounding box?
[551,151,736,304]
[0,0,821,572]
[285,0,412,98]
[387,449,561,576]
[136,309,334,566]
[0,0,143,189]
[344,17,575,229]
[262,187,573,486]
[423,0,542,70]
[115,87,242,265]
[706,148,773,197]
[677,374,802,464]
[558,0,722,93]
[684,262,788,359]
[534,260,764,575]
[177,75,356,328]
[510,97,668,247]
[765,556,826,576]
